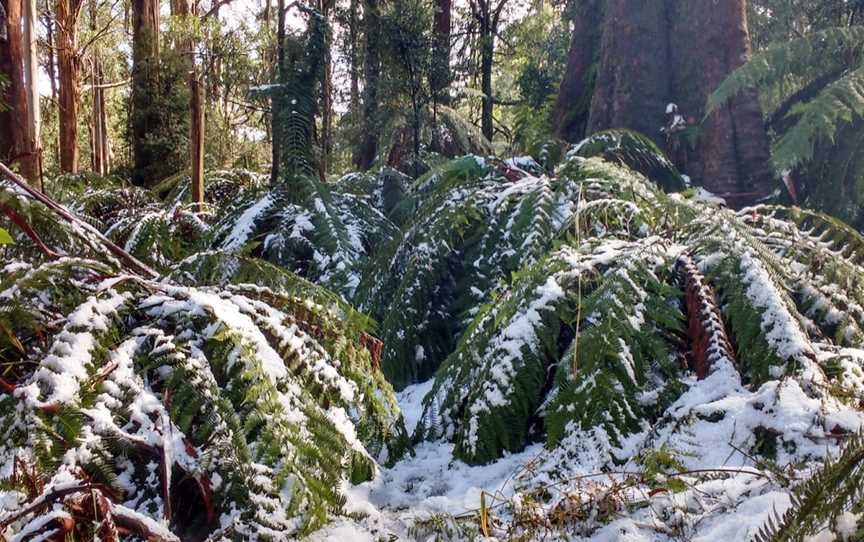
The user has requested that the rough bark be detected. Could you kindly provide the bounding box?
[1,0,15,158]
[551,0,604,141]
[130,0,159,186]
[56,0,84,173]
[2,0,38,182]
[355,0,380,170]
[553,0,774,207]
[586,0,671,145]
[669,0,773,203]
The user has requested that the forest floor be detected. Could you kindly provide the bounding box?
[308,379,804,541]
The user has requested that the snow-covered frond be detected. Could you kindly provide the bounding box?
[358,153,673,390]
[211,175,398,298]
[0,171,408,541]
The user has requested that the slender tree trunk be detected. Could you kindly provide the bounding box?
[429,0,451,105]
[318,0,333,179]
[173,0,205,208]
[190,76,205,208]
[130,0,160,186]
[551,0,604,141]
[479,27,494,141]
[348,0,360,121]
[1,0,15,160]
[44,2,57,100]
[2,0,38,183]
[23,0,40,180]
[356,0,380,171]
[56,0,84,173]
[271,0,285,184]
[89,0,109,175]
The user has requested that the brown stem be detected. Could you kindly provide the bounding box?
[0,203,62,258]
[0,161,159,278]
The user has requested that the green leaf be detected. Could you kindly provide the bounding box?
[0,227,13,245]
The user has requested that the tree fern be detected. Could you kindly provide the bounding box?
[708,26,864,227]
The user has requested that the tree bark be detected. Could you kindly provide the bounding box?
[56,0,84,173]
[270,0,285,184]
[190,76,204,208]
[429,0,450,105]
[355,0,380,171]
[551,0,604,141]
[1,0,38,183]
[552,0,773,207]
[586,0,671,145]
[23,0,40,178]
[669,0,773,203]
[130,0,160,186]
[89,0,109,175]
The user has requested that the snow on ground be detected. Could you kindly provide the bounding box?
[308,380,809,541]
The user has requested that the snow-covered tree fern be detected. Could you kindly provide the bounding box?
[356,139,864,474]
[0,171,408,540]
[708,25,864,229]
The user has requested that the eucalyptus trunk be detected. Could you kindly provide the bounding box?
[56,0,84,173]
[552,0,773,207]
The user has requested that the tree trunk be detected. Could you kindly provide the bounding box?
[429,0,450,105]
[172,0,205,207]
[271,0,285,184]
[669,0,773,204]
[89,0,109,175]
[2,0,38,183]
[480,30,494,141]
[23,0,40,180]
[44,3,57,100]
[318,0,333,180]
[551,0,604,141]
[190,76,205,209]
[130,0,160,186]
[586,0,671,145]
[56,0,84,173]
[355,0,380,171]
[552,0,773,207]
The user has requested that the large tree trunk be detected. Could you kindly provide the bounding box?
[586,0,671,144]
[1,0,38,183]
[551,0,604,141]
[552,0,773,207]
[355,0,380,171]
[669,0,773,204]
[130,0,159,186]
[56,0,84,173]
